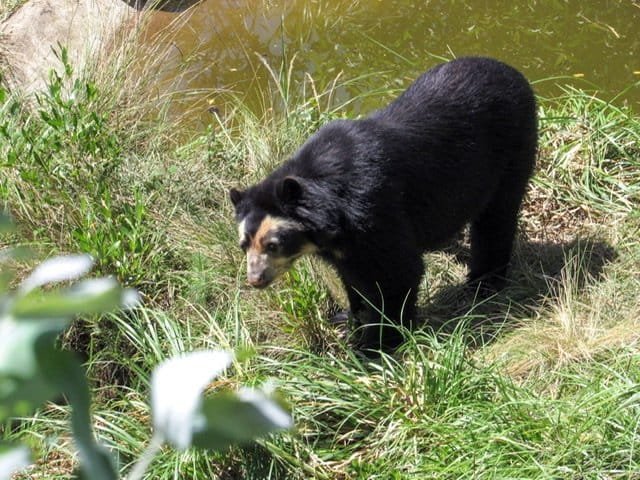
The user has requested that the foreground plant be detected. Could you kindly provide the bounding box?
[127,350,292,480]
[0,214,292,479]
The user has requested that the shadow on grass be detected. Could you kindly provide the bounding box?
[418,235,617,343]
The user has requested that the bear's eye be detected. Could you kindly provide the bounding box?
[265,241,279,254]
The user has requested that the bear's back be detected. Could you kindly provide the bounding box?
[365,57,537,246]
[378,57,536,129]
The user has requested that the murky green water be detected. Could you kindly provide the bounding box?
[146,0,640,120]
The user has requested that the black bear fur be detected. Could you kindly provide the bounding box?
[231,56,537,352]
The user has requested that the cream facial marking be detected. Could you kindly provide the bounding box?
[250,216,295,251]
[237,219,247,247]
[241,215,315,288]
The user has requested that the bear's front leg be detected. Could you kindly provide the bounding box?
[338,246,424,353]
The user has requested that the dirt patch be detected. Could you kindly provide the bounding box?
[520,183,594,244]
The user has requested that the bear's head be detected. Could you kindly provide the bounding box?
[229,176,317,288]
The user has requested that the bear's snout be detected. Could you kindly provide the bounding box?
[248,270,271,288]
[247,252,275,288]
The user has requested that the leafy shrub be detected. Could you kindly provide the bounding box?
[0,213,292,479]
[0,50,167,287]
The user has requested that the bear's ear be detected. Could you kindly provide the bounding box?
[229,188,244,207]
[277,176,304,204]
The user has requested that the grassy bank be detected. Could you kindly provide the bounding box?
[1,38,640,479]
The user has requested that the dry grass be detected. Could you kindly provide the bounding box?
[486,243,640,378]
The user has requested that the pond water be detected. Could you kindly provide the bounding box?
[144,0,640,122]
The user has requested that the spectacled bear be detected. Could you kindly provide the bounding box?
[230,56,537,352]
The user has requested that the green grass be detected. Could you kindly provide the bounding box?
[1,25,640,479]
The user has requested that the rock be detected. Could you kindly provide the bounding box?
[0,0,137,94]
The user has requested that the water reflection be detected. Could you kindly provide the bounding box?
[142,0,640,122]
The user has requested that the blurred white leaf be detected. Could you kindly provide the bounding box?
[0,446,31,480]
[12,278,141,319]
[19,254,93,294]
[0,316,36,375]
[237,387,293,430]
[121,288,141,309]
[67,277,118,296]
[151,350,233,450]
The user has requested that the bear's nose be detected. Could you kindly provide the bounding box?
[248,272,268,288]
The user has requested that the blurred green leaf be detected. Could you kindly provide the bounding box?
[191,390,292,451]
[0,272,12,293]
[0,213,13,235]
[0,320,66,421]
[11,278,126,319]
[0,246,32,264]
[36,347,117,480]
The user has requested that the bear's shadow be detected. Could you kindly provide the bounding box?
[416,236,617,344]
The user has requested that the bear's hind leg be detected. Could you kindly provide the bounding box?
[468,172,530,290]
